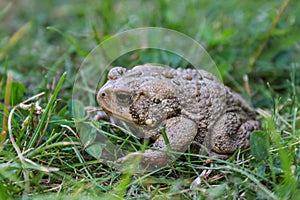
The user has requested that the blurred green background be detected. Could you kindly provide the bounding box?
[1,0,299,107]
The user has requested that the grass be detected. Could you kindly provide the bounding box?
[0,0,299,199]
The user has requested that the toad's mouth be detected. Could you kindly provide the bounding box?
[103,111,153,138]
[99,106,134,124]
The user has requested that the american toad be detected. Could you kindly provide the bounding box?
[97,64,261,170]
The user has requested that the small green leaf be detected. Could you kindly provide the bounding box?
[250,130,270,161]
[79,123,96,147]
[85,143,103,159]
[69,99,85,119]
[208,183,227,198]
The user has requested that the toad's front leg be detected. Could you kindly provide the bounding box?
[117,116,198,171]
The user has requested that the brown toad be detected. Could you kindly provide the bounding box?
[97,64,261,169]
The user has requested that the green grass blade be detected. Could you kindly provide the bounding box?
[27,72,66,149]
[46,26,88,57]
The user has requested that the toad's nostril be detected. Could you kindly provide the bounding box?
[101,92,106,97]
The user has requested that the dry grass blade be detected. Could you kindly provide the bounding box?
[0,22,31,60]
[0,72,12,144]
[7,92,45,198]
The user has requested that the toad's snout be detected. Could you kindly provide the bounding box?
[97,87,111,110]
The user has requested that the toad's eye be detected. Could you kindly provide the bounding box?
[115,92,133,104]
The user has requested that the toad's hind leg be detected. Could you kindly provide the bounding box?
[206,112,261,159]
